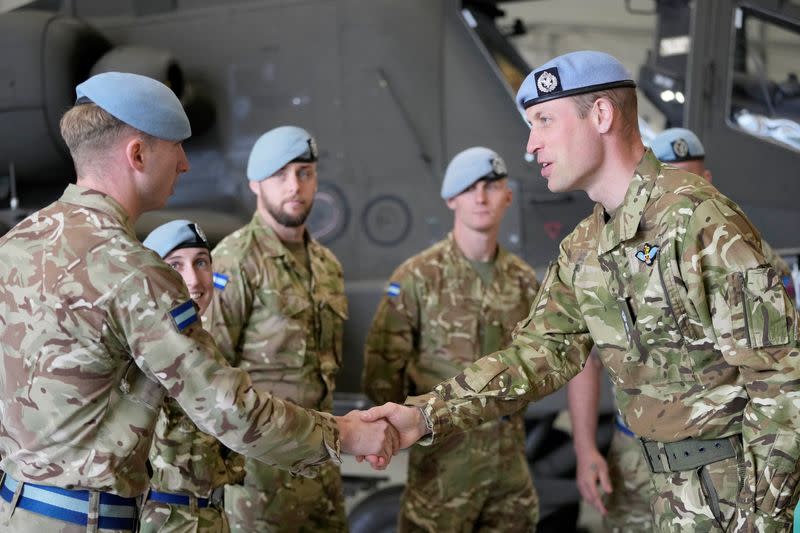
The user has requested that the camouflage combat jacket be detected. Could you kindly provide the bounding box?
[0,185,339,497]
[148,393,244,497]
[209,213,347,412]
[363,233,539,403]
[409,150,800,519]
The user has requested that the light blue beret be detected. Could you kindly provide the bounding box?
[650,127,705,162]
[516,51,636,113]
[75,72,191,141]
[441,147,507,200]
[246,126,319,181]
[143,219,210,259]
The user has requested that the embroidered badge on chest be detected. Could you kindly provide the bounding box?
[635,243,659,266]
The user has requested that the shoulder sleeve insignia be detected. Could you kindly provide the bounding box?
[635,243,659,266]
[386,282,401,297]
[170,299,198,331]
[213,272,229,290]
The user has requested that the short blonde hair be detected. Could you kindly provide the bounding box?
[571,87,639,138]
[59,103,148,168]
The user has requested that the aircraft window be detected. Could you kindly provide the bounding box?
[729,8,800,152]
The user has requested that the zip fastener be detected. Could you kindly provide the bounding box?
[738,272,754,348]
[657,257,684,342]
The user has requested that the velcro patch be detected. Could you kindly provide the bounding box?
[386,282,401,297]
[213,272,229,290]
[170,300,198,331]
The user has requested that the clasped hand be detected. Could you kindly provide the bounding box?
[336,402,429,470]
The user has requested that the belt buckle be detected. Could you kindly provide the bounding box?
[639,439,671,473]
[638,438,658,473]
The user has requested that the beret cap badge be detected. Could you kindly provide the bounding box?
[536,69,560,94]
[671,138,690,159]
[491,156,507,177]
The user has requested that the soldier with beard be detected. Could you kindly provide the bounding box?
[208,126,350,532]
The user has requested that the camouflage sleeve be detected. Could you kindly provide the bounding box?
[207,253,254,365]
[682,199,800,519]
[406,248,592,443]
[363,270,419,405]
[112,263,339,476]
[761,239,791,281]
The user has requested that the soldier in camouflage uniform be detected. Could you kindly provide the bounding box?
[363,51,800,532]
[0,73,397,533]
[138,220,244,533]
[207,126,349,532]
[567,127,796,532]
[363,147,540,532]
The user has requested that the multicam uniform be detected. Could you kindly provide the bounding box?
[364,233,539,532]
[208,214,348,533]
[139,392,246,533]
[602,240,794,533]
[0,186,339,532]
[408,151,800,532]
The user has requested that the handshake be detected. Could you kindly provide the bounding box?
[335,402,429,469]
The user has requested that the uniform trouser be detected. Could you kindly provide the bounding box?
[0,496,131,533]
[138,500,229,533]
[399,417,538,533]
[645,437,794,532]
[224,460,346,533]
[604,426,654,532]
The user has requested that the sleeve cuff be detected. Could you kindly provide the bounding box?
[404,392,452,446]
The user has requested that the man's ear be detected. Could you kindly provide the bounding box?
[445,197,457,211]
[592,97,615,134]
[124,137,147,172]
[248,180,260,195]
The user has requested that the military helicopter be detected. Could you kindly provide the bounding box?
[1,0,799,531]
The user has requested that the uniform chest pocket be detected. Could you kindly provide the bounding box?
[319,293,348,367]
[592,251,696,386]
[626,255,697,384]
[249,288,311,369]
[422,294,480,367]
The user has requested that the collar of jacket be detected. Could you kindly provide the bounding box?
[444,231,508,269]
[596,149,661,255]
[249,211,313,259]
[60,184,136,238]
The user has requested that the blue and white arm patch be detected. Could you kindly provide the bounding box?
[386,282,401,297]
[170,299,198,331]
[213,272,229,290]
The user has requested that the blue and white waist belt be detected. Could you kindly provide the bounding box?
[0,475,136,530]
[146,490,210,508]
[615,413,636,438]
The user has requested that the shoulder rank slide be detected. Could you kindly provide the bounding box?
[386,282,401,297]
[213,272,229,290]
[170,300,198,331]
